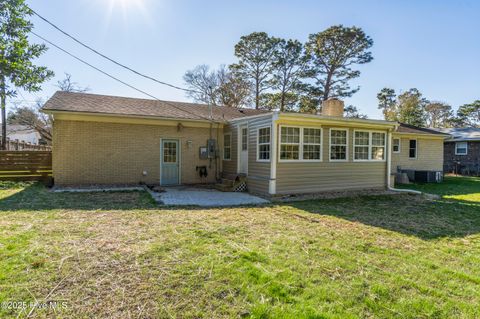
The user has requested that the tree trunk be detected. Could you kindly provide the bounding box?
[280,92,285,112]
[323,72,333,102]
[0,76,6,150]
[255,80,260,109]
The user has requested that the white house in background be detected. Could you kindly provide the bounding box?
[0,124,41,145]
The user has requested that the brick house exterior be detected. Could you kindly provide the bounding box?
[434,128,480,175]
[43,91,449,194]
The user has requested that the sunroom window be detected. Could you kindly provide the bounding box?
[371,132,386,160]
[302,128,322,160]
[354,131,369,160]
[354,131,386,161]
[330,129,347,161]
[257,127,271,161]
[223,133,231,160]
[280,127,300,160]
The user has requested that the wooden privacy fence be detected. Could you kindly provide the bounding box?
[0,151,52,182]
[1,138,51,151]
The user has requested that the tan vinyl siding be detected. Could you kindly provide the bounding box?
[222,115,272,194]
[276,125,387,195]
[246,115,272,194]
[391,135,444,173]
[53,119,222,186]
[222,123,237,175]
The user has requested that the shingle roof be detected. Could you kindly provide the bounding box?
[432,127,480,141]
[396,123,449,136]
[42,91,269,122]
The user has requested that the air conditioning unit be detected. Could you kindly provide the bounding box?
[414,170,443,183]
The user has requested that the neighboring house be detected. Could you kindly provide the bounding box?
[42,91,447,195]
[433,127,480,175]
[0,124,41,145]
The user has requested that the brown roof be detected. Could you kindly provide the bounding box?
[396,123,450,135]
[42,91,269,122]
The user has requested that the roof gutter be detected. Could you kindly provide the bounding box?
[280,112,397,126]
[394,132,451,139]
[41,109,226,125]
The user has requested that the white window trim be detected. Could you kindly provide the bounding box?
[256,126,271,162]
[278,125,323,163]
[408,139,418,159]
[455,142,468,156]
[237,123,249,175]
[223,133,232,161]
[353,130,387,162]
[329,128,349,162]
[302,127,323,162]
[392,138,401,153]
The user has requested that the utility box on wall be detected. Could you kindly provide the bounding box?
[199,146,208,159]
[207,139,216,158]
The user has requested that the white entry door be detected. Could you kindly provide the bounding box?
[238,125,248,174]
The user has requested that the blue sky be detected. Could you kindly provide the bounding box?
[15,0,480,118]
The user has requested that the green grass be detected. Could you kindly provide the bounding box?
[398,175,480,202]
[0,180,479,318]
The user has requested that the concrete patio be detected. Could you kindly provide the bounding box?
[148,186,269,207]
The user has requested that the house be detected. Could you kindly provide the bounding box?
[433,127,480,175]
[42,91,448,195]
[391,123,449,180]
[0,124,42,145]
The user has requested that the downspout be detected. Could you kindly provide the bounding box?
[269,112,279,195]
[386,129,422,195]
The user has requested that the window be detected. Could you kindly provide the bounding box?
[257,127,271,161]
[163,142,177,163]
[223,133,231,160]
[279,126,322,161]
[354,131,369,160]
[392,138,400,153]
[353,131,386,161]
[330,129,348,161]
[303,128,322,160]
[455,142,468,155]
[241,128,248,151]
[280,127,300,160]
[409,140,417,158]
[371,132,386,160]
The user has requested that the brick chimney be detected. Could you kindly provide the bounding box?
[321,98,344,117]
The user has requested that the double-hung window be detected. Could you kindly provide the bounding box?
[223,133,231,160]
[354,131,369,160]
[353,131,386,161]
[371,133,386,160]
[280,127,300,160]
[409,140,417,159]
[303,128,322,160]
[392,138,400,153]
[330,129,348,161]
[455,142,468,155]
[279,126,322,161]
[257,127,271,161]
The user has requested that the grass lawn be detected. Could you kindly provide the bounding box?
[0,178,479,318]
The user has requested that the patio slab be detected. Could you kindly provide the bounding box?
[149,186,269,207]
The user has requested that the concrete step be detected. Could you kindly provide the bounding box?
[221,178,235,187]
[215,183,233,192]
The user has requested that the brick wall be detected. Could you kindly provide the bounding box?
[444,141,480,174]
[53,119,222,186]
